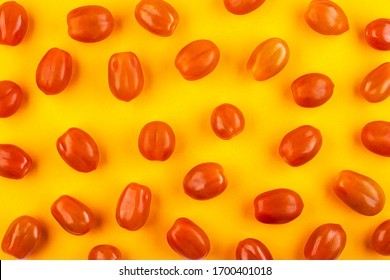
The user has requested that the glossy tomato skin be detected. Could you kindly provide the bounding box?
[0,81,23,117]
[365,18,390,51]
[135,0,179,36]
[291,73,334,107]
[254,188,304,224]
[333,170,385,216]
[108,52,144,102]
[138,121,175,161]
[360,63,390,103]
[0,1,28,46]
[51,195,94,235]
[167,217,210,260]
[57,127,99,172]
[372,220,390,255]
[361,121,390,157]
[304,224,346,260]
[67,5,114,43]
[304,0,349,35]
[210,103,245,140]
[1,216,42,259]
[247,38,289,81]
[236,238,273,260]
[36,48,72,95]
[116,183,152,231]
[175,39,220,80]
[279,125,322,167]
[223,0,265,15]
[0,144,32,179]
[88,245,122,260]
[183,162,227,200]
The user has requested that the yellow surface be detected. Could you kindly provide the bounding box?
[0,0,390,260]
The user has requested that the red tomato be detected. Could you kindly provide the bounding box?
[88,245,122,260]
[135,0,179,36]
[167,217,210,260]
[116,183,152,231]
[236,238,273,260]
[304,224,346,260]
[108,52,144,102]
[279,125,322,167]
[67,5,114,43]
[175,39,220,80]
[361,121,390,157]
[304,0,349,35]
[291,73,334,107]
[210,103,245,140]
[0,144,32,179]
[360,62,390,103]
[183,162,227,200]
[247,38,289,81]
[254,188,304,224]
[36,48,72,95]
[138,121,175,161]
[223,0,265,15]
[0,80,23,117]
[372,220,390,255]
[51,195,94,235]
[365,18,390,50]
[56,127,99,172]
[0,1,28,46]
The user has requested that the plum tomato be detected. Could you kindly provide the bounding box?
[361,121,390,157]
[236,238,273,260]
[0,144,32,179]
[365,18,390,50]
[372,220,390,255]
[360,62,390,103]
[88,244,122,260]
[223,0,266,15]
[210,103,245,140]
[0,1,28,46]
[0,80,23,117]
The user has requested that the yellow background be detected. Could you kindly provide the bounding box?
[1,0,390,260]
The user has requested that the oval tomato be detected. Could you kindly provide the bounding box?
[365,18,390,51]
[0,1,28,46]
[236,238,273,260]
[210,103,245,140]
[0,144,32,179]
[0,80,23,118]
[361,121,390,157]
[360,62,390,103]
[88,244,122,260]
[372,220,390,255]
[223,0,265,15]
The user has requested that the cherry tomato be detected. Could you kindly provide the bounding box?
[36,48,72,95]
[67,5,114,43]
[304,224,346,260]
[247,37,289,81]
[108,52,144,102]
[175,39,220,80]
[365,18,390,51]
[0,144,32,179]
[1,216,42,259]
[254,188,304,224]
[56,127,99,172]
[223,0,265,15]
[0,80,23,118]
[304,0,349,35]
[88,245,122,260]
[372,220,390,255]
[360,62,390,103]
[183,162,227,200]
[279,125,322,167]
[236,238,273,260]
[361,121,390,157]
[116,183,152,231]
[51,195,94,235]
[0,1,28,46]
[167,217,210,260]
[135,0,179,36]
[210,103,245,140]
[291,73,334,107]
[138,121,175,161]
[333,170,385,216]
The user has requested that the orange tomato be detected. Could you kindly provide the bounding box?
[360,62,390,103]
[88,244,122,260]
[236,238,273,260]
[0,1,28,46]
[365,18,390,51]
[0,144,32,179]
[372,220,390,256]
[361,121,390,157]
[210,103,245,140]
[0,80,23,118]
[223,0,266,15]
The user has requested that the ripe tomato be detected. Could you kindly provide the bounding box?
[279,125,322,167]
[67,5,114,43]
[0,144,32,179]
[138,121,175,161]
[223,0,265,15]
[56,127,99,172]
[361,121,390,157]
[135,0,179,36]
[0,1,28,46]
[210,103,245,140]
[116,183,152,231]
[304,224,346,260]
[372,220,390,255]
[51,195,94,235]
[0,80,23,118]
[291,73,334,107]
[36,48,72,95]
[88,245,122,260]
[183,162,227,200]
[247,37,289,81]
[236,238,273,260]
[254,188,304,224]
[175,39,220,80]
[108,52,144,102]
[360,62,390,103]
[304,0,349,35]
[167,217,210,260]
[365,18,390,50]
